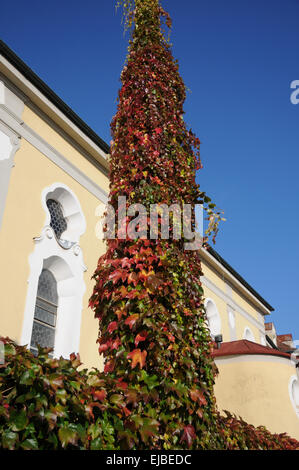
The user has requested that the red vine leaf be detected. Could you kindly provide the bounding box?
[180,425,196,448]
[127,349,147,369]
[125,314,139,329]
[107,321,118,334]
[135,331,148,347]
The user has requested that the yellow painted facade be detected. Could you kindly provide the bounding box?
[0,109,107,370]
[214,356,299,440]
[0,42,298,441]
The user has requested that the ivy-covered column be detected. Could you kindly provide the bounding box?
[90,0,224,449]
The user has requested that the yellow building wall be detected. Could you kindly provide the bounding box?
[22,105,110,195]
[0,107,109,371]
[201,260,226,293]
[214,356,299,440]
[201,256,268,338]
[234,313,259,343]
[231,285,265,326]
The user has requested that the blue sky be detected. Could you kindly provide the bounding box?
[2,0,299,340]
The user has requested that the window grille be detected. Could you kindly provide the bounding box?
[46,199,67,239]
[30,269,58,354]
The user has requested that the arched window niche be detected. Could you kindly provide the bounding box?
[21,183,87,359]
[289,376,299,419]
[243,326,255,342]
[43,183,86,247]
[204,298,222,339]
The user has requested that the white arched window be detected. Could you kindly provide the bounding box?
[30,269,58,354]
[204,298,222,338]
[22,183,86,359]
[243,326,255,342]
[289,376,299,419]
[43,184,86,247]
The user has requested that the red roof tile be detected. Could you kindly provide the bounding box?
[277,334,293,342]
[212,339,291,360]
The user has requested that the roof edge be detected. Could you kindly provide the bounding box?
[206,246,274,312]
[212,339,290,360]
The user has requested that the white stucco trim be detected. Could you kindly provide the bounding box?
[0,81,23,228]
[243,326,255,342]
[21,184,87,359]
[227,309,237,341]
[0,123,21,228]
[41,182,86,243]
[0,79,24,122]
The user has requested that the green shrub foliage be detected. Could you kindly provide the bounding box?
[1,339,298,450]
[1,0,298,451]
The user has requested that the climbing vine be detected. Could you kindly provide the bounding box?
[88,0,298,450]
[0,0,298,451]
[89,0,226,449]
